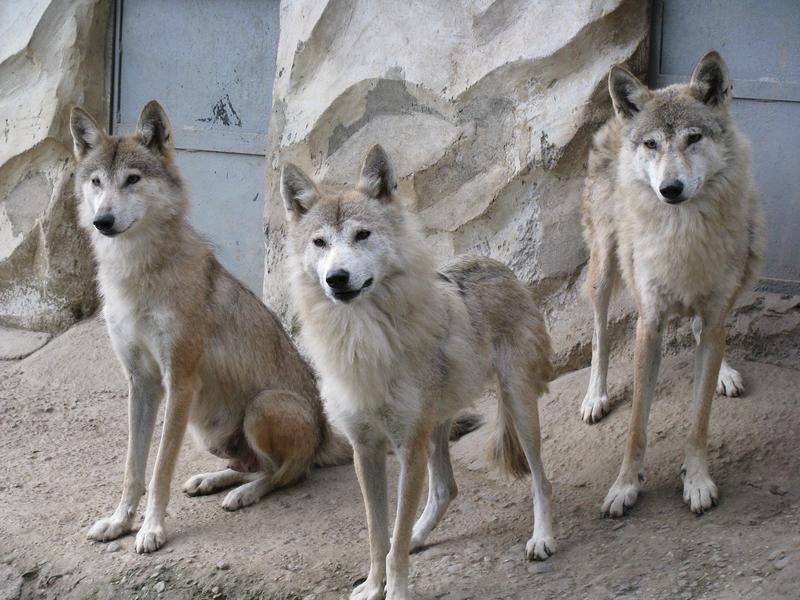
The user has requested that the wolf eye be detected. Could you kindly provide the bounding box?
[354,230,371,242]
[91,177,101,187]
[687,133,703,145]
[126,174,141,185]
[644,139,657,150]
[313,238,326,248]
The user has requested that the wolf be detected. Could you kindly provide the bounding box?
[580,51,766,517]
[281,145,556,600]
[69,101,352,554]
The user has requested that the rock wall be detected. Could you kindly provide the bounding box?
[0,0,107,332]
[262,0,650,370]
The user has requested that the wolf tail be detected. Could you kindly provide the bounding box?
[487,313,552,479]
[313,423,353,467]
[486,398,531,478]
[449,412,484,442]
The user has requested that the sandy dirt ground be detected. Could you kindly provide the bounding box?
[0,312,798,600]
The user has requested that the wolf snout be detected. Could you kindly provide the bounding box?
[325,269,350,290]
[93,214,116,234]
[659,180,685,203]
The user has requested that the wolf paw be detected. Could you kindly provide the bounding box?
[350,579,384,600]
[221,486,260,511]
[580,391,610,424]
[183,473,217,496]
[134,520,166,553]
[716,362,744,397]
[526,535,556,561]
[681,465,719,514]
[602,476,641,517]
[87,515,131,542]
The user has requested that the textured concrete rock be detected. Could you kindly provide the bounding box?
[0,564,22,600]
[0,0,106,332]
[262,0,650,366]
[0,326,50,360]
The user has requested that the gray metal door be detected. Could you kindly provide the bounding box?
[111,0,279,293]
[650,0,800,292]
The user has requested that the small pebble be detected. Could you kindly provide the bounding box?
[216,561,231,571]
[774,555,791,570]
[154,581,166,593]
[105,542,120,553]
[768,549,785,561]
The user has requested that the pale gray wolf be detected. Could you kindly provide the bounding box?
[69,101,352,554]
[580,51,766,517]
[281,146,555,600]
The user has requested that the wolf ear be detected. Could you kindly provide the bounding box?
[70,107,104,159]
[609,66,651,120]
[136,100,172,152]
[690,50,731,107]
[281,163,320,220]
[358,145,397,200]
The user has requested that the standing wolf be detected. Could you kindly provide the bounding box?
[282,146,555,600]
[70,101,351,553]
[580,51,766,517]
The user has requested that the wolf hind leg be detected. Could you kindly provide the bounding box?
[220,390,318,511]
[496,360,556,561]
[410,419,457,552]
[581,237,617,423]
[692,316,744,397]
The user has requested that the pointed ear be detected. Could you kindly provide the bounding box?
[358,145,397,200]
[690,50,731,107]
[136,100,172,152]
[70,107,104,159]
[609,66,651,120]
[281,163,320,221]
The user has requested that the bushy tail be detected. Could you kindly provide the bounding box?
[486,397,530,479]
[449,412,484,442]
[313,424,353,467]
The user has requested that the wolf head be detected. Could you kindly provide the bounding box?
[70,101,185,238]
[281,145,412,305]
[610,51,733,205]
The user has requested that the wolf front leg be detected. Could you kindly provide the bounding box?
[682,318,725,514]
[386,427,430,600]
[581,237,616,423]
[350,438,389,600]
[603,315,663,517]
[134,370,198,553]
[88,357,162,543]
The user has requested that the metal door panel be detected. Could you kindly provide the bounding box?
[174,151,266,293]
[113,0,279,292]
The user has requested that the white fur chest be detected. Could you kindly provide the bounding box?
[100,273,178,372]
[620,192,744,316]
[301,299,427,439]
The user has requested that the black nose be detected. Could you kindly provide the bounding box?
[326,269,350,290]
[93,214,115,232]
[659,180,684,201]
